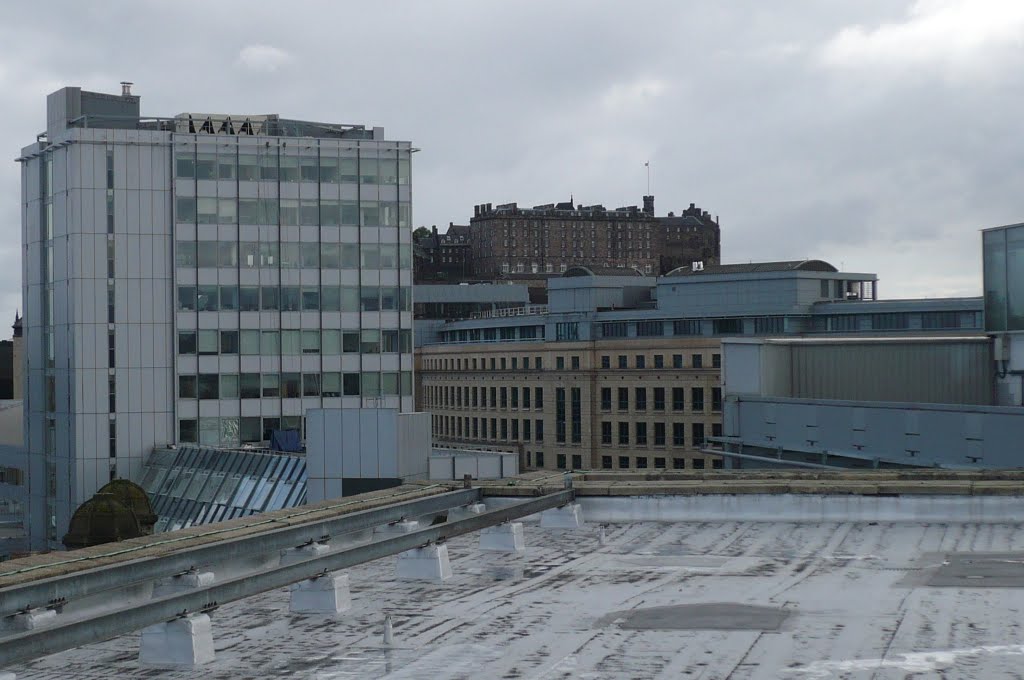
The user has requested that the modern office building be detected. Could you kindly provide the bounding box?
[416,261,984,471]
[18,85,414,550]
[714,225,1024,470]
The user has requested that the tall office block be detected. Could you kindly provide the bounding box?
[19,86,414,550]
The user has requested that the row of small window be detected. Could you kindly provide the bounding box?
[601,387,721,412]
[440,326,544,343]
[601,353,720,369]
[523,452,725,470]
[812,311,982,332]
[427,355,545,371]
[178,328,412,356]
[175,197,411,228]
[434,415,544,442]
[600,421,721,447]
[179,371,412,400]
[176,152,410,185]
[177,285,411,313]
[600,318,781,338]
[425,385,544,410]
[176,241,412,270]
[595,456,723,470]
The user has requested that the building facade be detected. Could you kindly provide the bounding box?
[412,223,472,283]
[416,261,984,472]
[19,86,414,550]
[418,338,724,471]
[467,196,720,280]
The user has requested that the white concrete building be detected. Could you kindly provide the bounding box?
[19,85,414,550]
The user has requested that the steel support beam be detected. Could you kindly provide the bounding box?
[0,490,572,668]
[0,488,480,619]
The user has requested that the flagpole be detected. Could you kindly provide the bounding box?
[645,161,650,195]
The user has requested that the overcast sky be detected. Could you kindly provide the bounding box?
[1,0,1022,332]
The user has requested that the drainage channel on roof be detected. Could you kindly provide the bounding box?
[598,602,791,631]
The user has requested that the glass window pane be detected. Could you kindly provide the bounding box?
[175,153,195,179]
[176,197,196,223]
[261,330,280,355]
[321,200,340,226]
[361,372,381,397]
[240,330,260,354]
[218,197,236,223]
[280,199,299,227]
[984,229,1008,331]
[322,329,341,354]
[321,243,340,268]
[281,330,301,355]
[300,199,319,226]
[176,241,197,267]
[239,286,259,311]
[360,286,379,312]
[320,156,339,182]
[238,155,259,181]
[221,374,239,399]
[321,287,341,312]
[360,158,378,184]
[302,330,320,354]
[301,156,320,182]
[1007,227,1024,330]
[240,242,258,268]
[196,153,216,180]
[323,372,341,397]
[218,153,236,180]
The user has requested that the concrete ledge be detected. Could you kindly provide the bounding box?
[578,494,1024,524]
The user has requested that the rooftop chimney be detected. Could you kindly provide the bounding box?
[120,81,133,97]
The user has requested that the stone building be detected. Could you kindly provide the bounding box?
[467,195,720,281]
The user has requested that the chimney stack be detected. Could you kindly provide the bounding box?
[642,195,655,216]
[120,81,134,97]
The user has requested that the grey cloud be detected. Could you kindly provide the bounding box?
[0,0,1019,329]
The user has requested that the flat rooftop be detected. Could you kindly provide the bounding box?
[11,492,1024,678]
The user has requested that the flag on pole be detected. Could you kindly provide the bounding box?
[644,161,649,167]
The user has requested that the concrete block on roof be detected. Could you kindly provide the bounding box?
[8,608,57,631]
[280,542,329,566]
[395,544,452,582]
[479,522,525,553]
[139,613,215,668]
[449,502,487,520]
[374,520,420,537]
[152,570,215,598]
[290,572,351,614]
[540,503,584,529]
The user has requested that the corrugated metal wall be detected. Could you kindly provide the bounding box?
[784,340,992,405]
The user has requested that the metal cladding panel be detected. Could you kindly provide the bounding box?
[396,412,431,479]
[358,409,379,478]
[340,409,360,477]
[732,397,1024,468]
[428,456,454,480]
[786,340,993,405]
[452,456,478,480]
[377,409,398,478]
[477,455,502,479]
